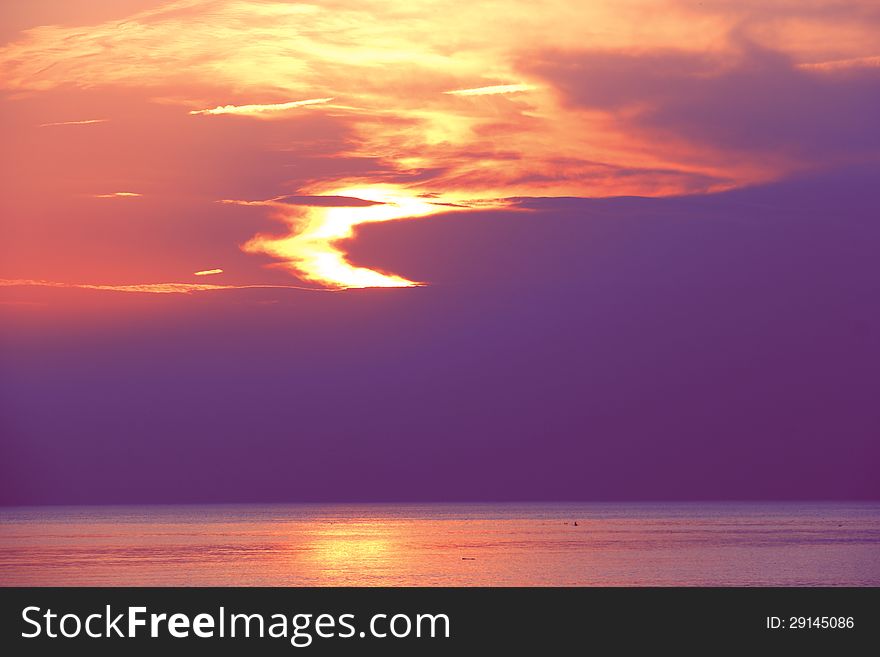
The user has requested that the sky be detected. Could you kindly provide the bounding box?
[1,0,878,503]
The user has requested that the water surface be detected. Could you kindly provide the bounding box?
[1,503,878,586]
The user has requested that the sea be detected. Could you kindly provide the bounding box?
[1,502,878,586]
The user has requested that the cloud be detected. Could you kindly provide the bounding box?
[0,0,782,199]
[524,36,880,167]
[189,98,334,117]
[39,119,107,127]
[800,55,880,71]
[443,83,536,96]
[193,268,223,276]
[2,1,880,289]
[92,192,142,198]
[0,279,323,294]
[222,195,386,207]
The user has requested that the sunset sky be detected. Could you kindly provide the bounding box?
[1,1,878,503]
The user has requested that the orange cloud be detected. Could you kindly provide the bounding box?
[2,1,878,289]
[189,98,334,117]
[0,279,323,295]
[443,83,536,96]
[193,268,223,276]
[5,0,870,200]
[39,118,107,127]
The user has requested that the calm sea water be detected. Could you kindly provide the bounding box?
[1,503,878,586]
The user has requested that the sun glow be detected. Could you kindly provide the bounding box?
[244,185,498,289]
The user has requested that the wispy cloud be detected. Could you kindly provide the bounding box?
[92,192,142,198]
[219,195,386,208]
[0,279,325,294]
[443,83,536,96]
[193,268,223,276]
[189,98,334,117]
[5,0,873,201]
[39,118,108,127]
[799,55,880,72]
